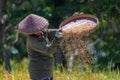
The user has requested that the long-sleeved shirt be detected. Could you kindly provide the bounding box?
[26,34,61,80]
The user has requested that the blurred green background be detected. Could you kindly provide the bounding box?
[0,0,120,71]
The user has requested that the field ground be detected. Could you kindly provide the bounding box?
[0,58,120,80]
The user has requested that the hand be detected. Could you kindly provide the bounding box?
[55,29,63,38]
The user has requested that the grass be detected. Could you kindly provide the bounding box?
[0,58,120,80]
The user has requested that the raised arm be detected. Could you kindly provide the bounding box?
[26,30,63,57]
[45,29,63,54]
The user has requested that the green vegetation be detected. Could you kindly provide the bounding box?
[0,59,120,80]
[0,0,120,79]
[0,0,119,68]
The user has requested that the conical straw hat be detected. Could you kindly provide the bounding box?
[18,14,49,35]
[59,14,99,37]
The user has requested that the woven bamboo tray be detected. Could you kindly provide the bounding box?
[59,14,99,37]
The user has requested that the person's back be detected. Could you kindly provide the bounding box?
[27,35,54,80]
[18,14,63,80]
[27,33,62,80]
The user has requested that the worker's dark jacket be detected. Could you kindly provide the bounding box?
[26,34,61,80]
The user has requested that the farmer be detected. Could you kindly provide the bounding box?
[18,14,63,80]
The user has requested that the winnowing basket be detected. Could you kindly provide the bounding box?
[59,14,99,37]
